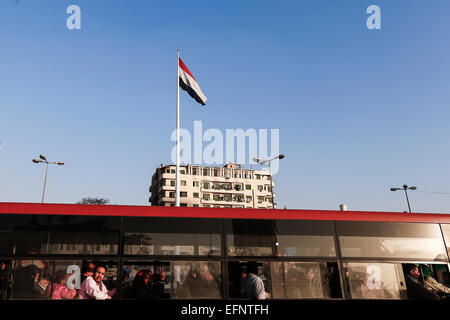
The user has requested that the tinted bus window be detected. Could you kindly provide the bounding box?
[440,224,450,259]
[0,261,9,300]
[344,262,408,300]
[270,262,341,299]
[123,218,221,256]
[122,262,170,299]
[225,220,336,257]
[10,259,118,300]
[0,215,50,255]
[47,215,120,255]
[337,222,447,260]
[171,261,222,299]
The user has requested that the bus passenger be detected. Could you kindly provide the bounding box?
[78,266,115,300]
[51,270,77,300]
[131,269,152,299]
[404,264,440,300]
[422,265,450,297]
[241,265,267,300]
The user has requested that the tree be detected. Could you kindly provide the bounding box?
[77,197,110,205]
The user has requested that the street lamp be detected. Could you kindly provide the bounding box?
[390,184,416,213]
[253,154,285,209]
[32,154,65,203]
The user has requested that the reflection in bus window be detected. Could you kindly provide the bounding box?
[123,218,222,256]
[227,235,336,257]
[48,216,120,255]
[121,262,170,299]
[337,222,447,260]
[345,262,407,299]
[172,261,221,299]
[124,233,221,256]
[226,219,336,257]
[270,262,341,299]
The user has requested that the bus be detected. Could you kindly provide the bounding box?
[0,202,449,300]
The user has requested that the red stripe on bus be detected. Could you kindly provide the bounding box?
[0,202,450,224]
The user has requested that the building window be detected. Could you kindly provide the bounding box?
[245,184,251,190]
[203,205,210,208]
[181,180,186,186]
[224,195,231,201]
[246,196,252,203]
[214,183,220,190]
[180,203,187,207]
[257,185,263,192]
[193,204,199,207]
[213,194,220,201]
[234,184,242,191]
[256,174,261,179]
[203,169,209,176]
[203,194,210,200]
[214,169,219,177]
[180,170,185,174]
[193,181,199,187]
[203,182,210,189]
[258,196,265,203]
[170,180,175,187]
[169,192,175,198]
[180,192,188,197]
[192,168,198,175]
[171,169,176,174]
[193,193,199,198]
[222,184,231,191]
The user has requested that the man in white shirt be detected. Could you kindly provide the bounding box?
[78,265,116,300]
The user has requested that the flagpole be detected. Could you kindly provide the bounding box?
[175,49,180,207]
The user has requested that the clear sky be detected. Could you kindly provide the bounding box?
[1,0,450,213]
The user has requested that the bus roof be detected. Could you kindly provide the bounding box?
[0,202,450,224]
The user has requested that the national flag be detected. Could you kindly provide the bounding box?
[178,58,207,105]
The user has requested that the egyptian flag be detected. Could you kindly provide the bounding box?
[179,58,207,105]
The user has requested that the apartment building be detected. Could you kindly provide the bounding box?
[149,163,275,208]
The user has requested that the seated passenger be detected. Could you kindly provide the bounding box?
[241,265,267,300]
[51,270,77,300]
[78,266,115,300]
[152,267,167,298]
[298,267,323,298]
[422,265,450,297]
[131,269,152,299]
[404,264,440,300]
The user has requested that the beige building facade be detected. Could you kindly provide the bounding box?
[149,163,275,208]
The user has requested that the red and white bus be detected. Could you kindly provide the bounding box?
[0,202,449,300]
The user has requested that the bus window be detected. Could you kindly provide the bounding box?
[337,221,447,260]
[403,263,450,300]
[225,220,336,257]
[47,215,120,255]
[270,262,342,299]
[344,262,408,300]
[10,259,118,300]
[0,261,10,300]
[121,262,170,299]
[440,224,450,259]
[171,261,222,299]
[123,218,222,256]
[0,215,50,255]
[11,259,52,299]
[228,261,272,299]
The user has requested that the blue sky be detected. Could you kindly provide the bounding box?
[1,0,450,213]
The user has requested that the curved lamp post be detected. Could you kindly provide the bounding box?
[253,154,285,209]
[390,184,416,213]
[32,154,65,203]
